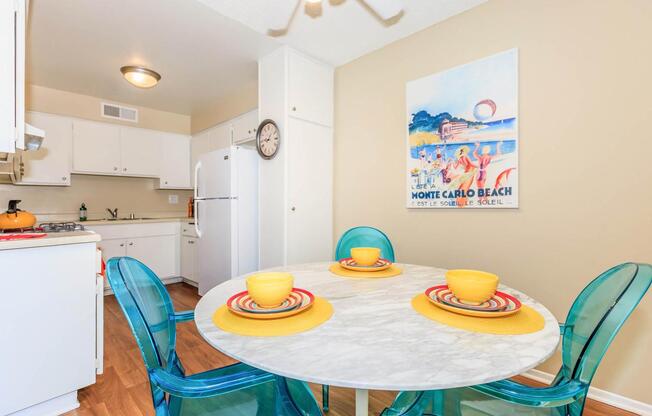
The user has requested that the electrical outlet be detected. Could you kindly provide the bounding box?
[168,195,179,204]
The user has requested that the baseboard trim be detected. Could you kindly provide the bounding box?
[7,391,79,416]
[523,369,651,415]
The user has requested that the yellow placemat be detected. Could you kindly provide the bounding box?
[213,297,333,337]
[329,263,403,278]
[411,294,545,335]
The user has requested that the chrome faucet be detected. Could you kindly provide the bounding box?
[106,208,118,219]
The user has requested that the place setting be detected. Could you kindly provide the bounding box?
[412,269,545,335]
[329,247,403,278]
[212,272,334,336]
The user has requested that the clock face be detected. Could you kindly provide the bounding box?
[256,119,280,159]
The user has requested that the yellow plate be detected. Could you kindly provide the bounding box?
[426,295,519,318]
[339,257,392,272]
[213,297,333,337]
[412,294,544,335]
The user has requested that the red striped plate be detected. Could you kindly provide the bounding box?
[226,288,315,320]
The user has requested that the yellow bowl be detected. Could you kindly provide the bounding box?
[246,272,294,308]
[445,269,499,305]
[350,247,381,266]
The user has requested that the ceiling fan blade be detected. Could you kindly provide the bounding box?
[265,0,300,32]
[361,0,403,20]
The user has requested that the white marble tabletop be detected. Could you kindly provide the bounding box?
[194,262,560,391]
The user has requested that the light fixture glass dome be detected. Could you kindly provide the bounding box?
[120,66,161,89]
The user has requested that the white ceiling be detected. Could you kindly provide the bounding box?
[27,0,486,116]
[27,0,280,115]
[196,0,488,66]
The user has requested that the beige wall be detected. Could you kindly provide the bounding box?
[191,81,257,134]
[0,175,191,220]
[334,0,651,403]
[27,85,191,134]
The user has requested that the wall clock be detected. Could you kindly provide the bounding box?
[256,119,281,159]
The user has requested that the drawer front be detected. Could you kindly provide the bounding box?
[181,221,198,238]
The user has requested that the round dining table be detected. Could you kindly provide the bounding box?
[194,262,560,416]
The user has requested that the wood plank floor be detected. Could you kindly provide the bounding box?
[65,283,636,416]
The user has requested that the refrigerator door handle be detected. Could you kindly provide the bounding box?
[194,160,202,200]
[194,199,203,238]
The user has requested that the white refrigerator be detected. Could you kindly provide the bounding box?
[194,146,259,295]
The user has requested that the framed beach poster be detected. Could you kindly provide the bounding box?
[406,49,518,208]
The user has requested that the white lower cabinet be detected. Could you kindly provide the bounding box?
[180,235,198,284]
[89,222,181,291]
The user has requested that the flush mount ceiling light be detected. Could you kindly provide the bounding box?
[267,0,404,34]
[120,66,161,89]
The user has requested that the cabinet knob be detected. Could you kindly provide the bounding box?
[62,177,67,181]
[120,243,125,247]
[248,130,251,134]
[123,168,127,172]
[113,167,118,171]
[165,181,168,184]
[292,106,297,112]
[291,206,296,211]
[129,242,134,246]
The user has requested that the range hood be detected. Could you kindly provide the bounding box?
[23,122,45,150]
[0,123,46,182]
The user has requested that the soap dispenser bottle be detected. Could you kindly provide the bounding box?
[79,203,87,222]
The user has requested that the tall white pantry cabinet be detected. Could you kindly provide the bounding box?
[258,47,334,268]
[1,0,26,153]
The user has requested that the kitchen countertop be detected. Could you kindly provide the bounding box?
[81,217,194,226]
[0,231,101,251]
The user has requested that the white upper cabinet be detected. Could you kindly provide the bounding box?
[288,50,334,127]
[0,0,26,153]
[120,126,159,177]
[209,123,232,151]
[232,110,258,144]
[158,132,191,189]
[72,119,122,175]
[16,112,72,186]
[191,130,211,185]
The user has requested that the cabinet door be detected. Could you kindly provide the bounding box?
[127,235,178,278]
[72,120,121,174]
[286,118,333,265]
[209,123,232,151]
[0,1,16,153]
[180,236,197,283]
[158,133,191,189]
[17,112,72,186]
[120,127,160,177]
[97,239,127,289]
[288,51,333,127]
[232,110,258,144]
[191,130,211,186]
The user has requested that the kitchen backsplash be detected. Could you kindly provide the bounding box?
[0,174,192,222]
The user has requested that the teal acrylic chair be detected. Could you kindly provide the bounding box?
[381,262,652,416]
[106,256,323,416]
[334,226,396,262]
[321,226,397,411]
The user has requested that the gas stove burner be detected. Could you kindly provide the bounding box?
[0,226,38,234]
[38,222,86,233]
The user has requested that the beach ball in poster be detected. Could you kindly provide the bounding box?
[473,99,496,121]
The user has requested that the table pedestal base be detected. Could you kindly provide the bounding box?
[355,388,369,416]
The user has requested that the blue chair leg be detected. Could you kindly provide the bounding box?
[322,384,329,412]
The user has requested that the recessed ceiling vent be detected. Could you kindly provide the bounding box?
[101,102,138,123]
